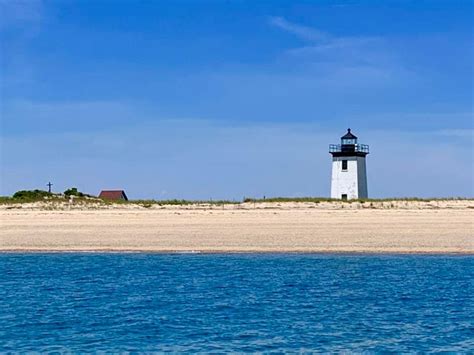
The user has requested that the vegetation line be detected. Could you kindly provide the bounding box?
[0,189,471,205]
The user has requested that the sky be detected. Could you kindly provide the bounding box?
[1,0,473,199]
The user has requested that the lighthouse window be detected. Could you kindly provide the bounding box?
[342,160,348,171]
[342,139,356,145]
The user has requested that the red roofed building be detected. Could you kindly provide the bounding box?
[99,190,128,201]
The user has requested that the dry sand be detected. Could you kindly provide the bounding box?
[1,201,473,253]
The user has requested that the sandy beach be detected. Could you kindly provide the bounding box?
[1,200,473,253]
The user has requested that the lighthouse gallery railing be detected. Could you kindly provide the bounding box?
[329,144,369,154]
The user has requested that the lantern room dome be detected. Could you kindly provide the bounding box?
[341,128,357,145]
[341,128,357,140]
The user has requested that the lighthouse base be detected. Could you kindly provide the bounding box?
[330,156,368,200]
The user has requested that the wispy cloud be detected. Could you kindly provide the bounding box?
[268,16,390,67]
[268,16,329,42]
[434,128,474,139]
[269,16,379,48]
[1,0,47,90]
[0,0,45,30]
[2,111,472,198]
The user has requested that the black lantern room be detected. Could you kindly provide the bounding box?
[329,128,369,157]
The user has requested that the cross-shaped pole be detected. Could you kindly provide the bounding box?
[47,182,53,193]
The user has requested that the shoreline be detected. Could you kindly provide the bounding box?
[2,201,472,254]
[1,249,473,255]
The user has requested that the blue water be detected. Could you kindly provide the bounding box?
[0,254,473,352]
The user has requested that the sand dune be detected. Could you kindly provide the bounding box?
[1,201,473,253]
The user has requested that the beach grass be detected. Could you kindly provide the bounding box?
[0,193,471,206]
[0,195,239,206]
[242,196,471,203]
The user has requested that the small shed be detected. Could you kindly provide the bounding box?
[99,190,128,201]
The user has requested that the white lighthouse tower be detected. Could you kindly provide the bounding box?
[329,129,369,200]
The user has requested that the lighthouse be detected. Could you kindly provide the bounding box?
[329,129,369,200]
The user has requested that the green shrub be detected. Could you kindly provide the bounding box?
[12,189,53,200]
[64,187,84,197]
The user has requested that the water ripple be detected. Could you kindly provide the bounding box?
[0,253,473,352]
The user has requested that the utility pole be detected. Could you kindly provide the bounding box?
[47,182,53,193]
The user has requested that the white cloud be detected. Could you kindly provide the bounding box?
[268,16,398,72]
[268,15,380,51]
[268,16,329,42]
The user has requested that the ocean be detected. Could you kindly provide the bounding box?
[1,253,472,352]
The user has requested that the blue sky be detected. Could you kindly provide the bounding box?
[1,0,473,199]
